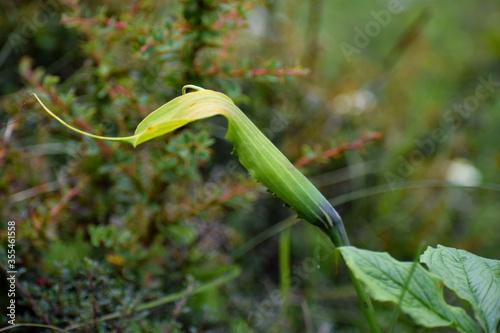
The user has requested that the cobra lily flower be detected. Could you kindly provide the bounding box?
[32,85,350,247]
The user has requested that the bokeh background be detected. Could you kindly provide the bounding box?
[1,0,499,331]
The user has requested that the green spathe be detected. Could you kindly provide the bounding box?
[32,85,349,246]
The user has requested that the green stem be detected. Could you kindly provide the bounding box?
[279,229,291,310]
[63,267,241,331]
[347,265,380,332]
[328,229,380,333]
[0,324,68,332]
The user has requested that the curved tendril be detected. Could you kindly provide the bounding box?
[29,93,138,144]
[182,85,205,95]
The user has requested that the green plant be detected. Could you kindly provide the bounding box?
[30,84,378,328]
[3,0,500,331]
[0,251,240,332]
[2,1,283,330]
[339,245,500,332]
[31,86,349,246]
[29,85,500,332]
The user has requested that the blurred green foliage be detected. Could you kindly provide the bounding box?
[1,0,499,331]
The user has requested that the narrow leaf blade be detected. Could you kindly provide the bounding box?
[339,246,480,333]
[420,245,500,333]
